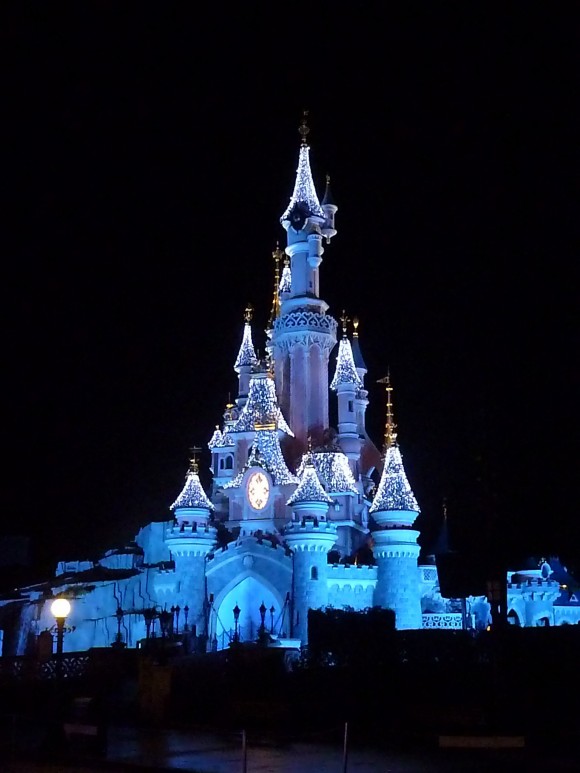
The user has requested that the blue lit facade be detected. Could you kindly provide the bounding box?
[1,124,578,657]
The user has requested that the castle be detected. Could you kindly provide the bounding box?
[1,118,578,657]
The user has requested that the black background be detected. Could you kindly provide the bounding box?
[2,6,577,578]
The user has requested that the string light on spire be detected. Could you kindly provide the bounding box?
[170,447,214,511]
[234,305,258,372]
[279,253,291,294]
[369,372,419,514]
[281,111,324,222]
[330,327,363,390]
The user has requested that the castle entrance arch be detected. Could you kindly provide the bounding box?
[210,575,281,651]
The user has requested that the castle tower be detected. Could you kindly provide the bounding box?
[370,374,422,629]
[166,451,217,638]
[234,305,258,408]
[272,113,338,449]
[284,450,337,643]
[351,317,370,438]
[330,311,364,472]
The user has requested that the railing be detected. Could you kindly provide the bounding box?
[0,652,90,681]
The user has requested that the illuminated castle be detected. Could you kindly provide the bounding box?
[1,117,578,657]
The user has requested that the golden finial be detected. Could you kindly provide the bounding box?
[352,317,360,338]
[326,173,331,185]
[244,303,254,323]
[442,497,448,520]
[339,309,350,336]
[377,369,397,450]
[188,446,202,474]
[268,243,282,326]
[298,109,310,145]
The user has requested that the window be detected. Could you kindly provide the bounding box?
[311,566,318,580]
[225,456,233,470]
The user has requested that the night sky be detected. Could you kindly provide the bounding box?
[3,7,577,579]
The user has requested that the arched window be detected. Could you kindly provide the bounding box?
[225,455,233,470]
[311,566,318,580]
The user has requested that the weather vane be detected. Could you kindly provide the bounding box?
[340,309,350,335]
[188,446,202,473]
[377,369,397,449]
[244,303,254,323]
[299,109,310,145]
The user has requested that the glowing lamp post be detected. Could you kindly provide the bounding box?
[51,597,71,682]
[233,603,240,643]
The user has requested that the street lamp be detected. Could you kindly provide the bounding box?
[50,597,71,680]
[233,603,240,643]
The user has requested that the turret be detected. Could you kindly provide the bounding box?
[166,451,217,642]
[370,374,422,629]
[272,113,338,448]
[284,450,337,643]
[320,174,337,242]
[330,311,364,471]
[234,304,258,406]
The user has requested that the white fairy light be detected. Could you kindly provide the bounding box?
[330,337,363,390]
[369,444,419,514]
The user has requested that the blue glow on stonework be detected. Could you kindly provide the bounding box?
[279,264,291,294]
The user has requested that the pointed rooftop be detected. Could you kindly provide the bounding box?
[234,305,258,372]
[280,111,325,223]
[287,451,333,506]
[224,426,298,489]
[321,174,336,208]
[330,311,363,390]
[351,317,368,371]
[207,426,223,450]
[231,371,293,436]
[369,374,419,514]
[170,454,214,512]
[297,449,358,495]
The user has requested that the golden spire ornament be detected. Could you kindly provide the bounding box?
[352,317,360,338]
[188,446,202,474]
[244,303,254,324]
[268,242,283,327]
[377,369,397,450]
[339,309,350,336]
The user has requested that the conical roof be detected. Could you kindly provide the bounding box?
[231,372,293,436]
[234,320,258,372]
[330,336,363,390]
[287,454,333,506]
[369,444,419,514]
[281,143,324,222]
[170,462,214,512]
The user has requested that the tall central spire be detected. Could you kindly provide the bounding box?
[280,111,325,224]
[377,370,397,450]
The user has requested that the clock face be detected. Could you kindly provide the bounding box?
[247,470,270,511]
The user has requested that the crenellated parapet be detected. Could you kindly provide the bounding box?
[284,519,338,553]
[165,523,217,558]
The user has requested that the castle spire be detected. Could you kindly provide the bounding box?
[170,448,215,512]
[351,317,368,372]
[234,304,258,373]
[369,374,419,515]
[281,110,325,225]
[330,318,363,390]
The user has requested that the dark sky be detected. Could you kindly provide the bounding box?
[3,7,577,577]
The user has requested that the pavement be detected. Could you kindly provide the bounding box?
[3,723,580,773]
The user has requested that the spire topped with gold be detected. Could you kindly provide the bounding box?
[330,316,363,391]
[234,304,258,372]
[281,110,324,223]
[170,447,214,512]
[369,371,419,515]
[352,317,359,337]
[339,309,350,338]
[267,243,283,328]
[377,370,397,451]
